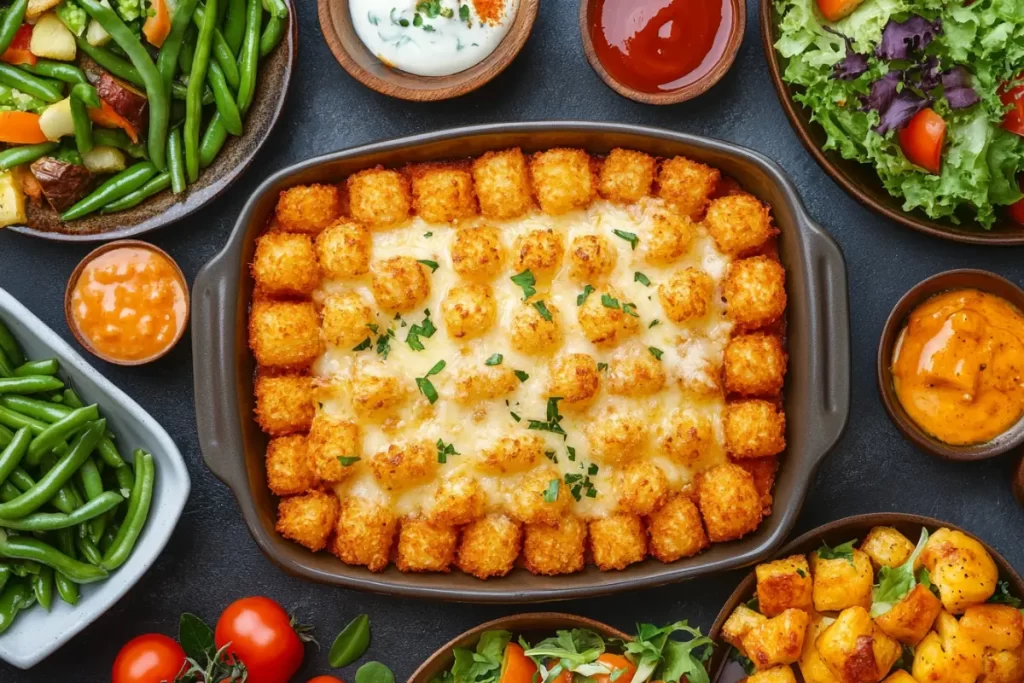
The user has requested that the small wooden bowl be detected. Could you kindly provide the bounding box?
[64,240,190,367]
[877,269,1024,461]
[407,613,630,683]
[579,0,745,105]
[317,0,539,102]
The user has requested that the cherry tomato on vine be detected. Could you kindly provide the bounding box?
[112,634,187,683]
[214,596,306,683]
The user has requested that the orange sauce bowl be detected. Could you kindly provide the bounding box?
[64,240,190,366]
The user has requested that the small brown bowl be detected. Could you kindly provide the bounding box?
[64,240,190,367]
[707,512,1024,683]
[408,613,630,683]
[877,269,1024,461]
[317,0,539,102]
[579,0,745,105]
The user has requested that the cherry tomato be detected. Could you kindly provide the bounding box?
[1001,77,1024,137]
[112,634,187,683]
[215,596,305,683]
[499,643,538,683]
[1009,178,1024,225]
[308,678,345,683]
[550,670,573,683]
[591,654,637,683]
[815,0,865,21]
[899,108,946,175]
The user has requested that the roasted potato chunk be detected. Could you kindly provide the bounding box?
[874,584,942,646]
[860,527,915,570]
[451,225,504,279]
[658,267,713,323]
[428,474,485,526]
[810,548,873,612]
[960,605,1024,651]
[724,256,787,330]
[510,301,563,355]
[251,231,319,297]
[321,291,375,348]
[315,219,371,279]
[568,234,617,283]
[799,615,839,683]
[547,353,600,407]
[507,468,568,526]
[442,283,497,340]
[369,440,437,490]
[912,611,986,683]
[644,209,694,265]
[723,604,768,654]
[724,334,787,398]
[920,528,999,614]
[981,645,1024,683]
[578,286,640,345]
[265,434,315,496]
[743,609,810,670]
[370,256,431,312]
[307,413,361,484]
[616,459,669,516]
[254,373,314,436]
[756,555,813,617]
[745,667,798,683]
[275,183,341,234]
[704,193,777,256]
[249,300,321,369]
[815,607,901,683]
[725,400,786,459]
[513,229,564,279]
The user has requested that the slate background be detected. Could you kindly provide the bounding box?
[2,0,1024,679]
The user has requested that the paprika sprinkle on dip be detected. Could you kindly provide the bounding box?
[588,0,732,94]
[68,243,189,365]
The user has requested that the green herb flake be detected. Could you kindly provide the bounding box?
[458,3,470,23]
[510,411,521,422]
[511,269,537,300]
[423,231,432,237]
[542,479,560,503]
[567,446,576,461]
[648,347,664,360]
[533,300,553,321]
[416,378,438,404]
[418,259,440,273]
[485,353,503,366]
[601,293,620,310]
[436,439,460,464]
[338,456,361,467]
[588,463,598,475]
[796,568,806,578]
[612,229,639,250]
[577,284,595,306]
[634,271,651,286]
[376,333,392,359]
[597,362,608,372]
[622,302,639,317]
[353,338,372,351]
[649,319,660,328]
[514,370,529,382]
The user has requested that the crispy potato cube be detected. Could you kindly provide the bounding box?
[589,513,647,571]
[254,373,314,436]
[860,527,915,570]
[660,410,714,466]
[315,219,371,279]
[472,148,532,220]
[724,256,787,330]
[598,148,655,203]
[442,283,497,340]
[578,286,640,345]
[607,342,666,397]
[510,301,563,355]
[456,514,522,579]
[395,518,459,572]
[547,353,600,407]
[815,607,901,683]
[723,605,768,653]
[745,667,798,683]
[647,494,709,562]
[523,516,586,576]
[347,167,411,227]
[934,610,986,675]
[736,457,779,516]
[960,605,1024,651]
[981,646,1024,683]
[725,400,786,459]
[645,209,695,265]
[454,365,519,404]
[810,548,873,612]
[874,584,942,646]
[332,496,396,572]
[307,412,361,484]
[616,459,669,516]
[586,407,647,465]
[757,555,813,617]
[912,611,985,683]
[530,148,595,215]
[657,156,720,219]
[428,474,485,526]
[705,194,777,256]
[507,467,569,526]
[369,440,437,491]
[479,434,544,474]
[249,300,321,369]
[350,366,407,417]
[321,291,375,348]
[370,256,431,312]
[658,267,713,323]
[920,528,999,614]
[251,231,319,297]
[451,225,504,279]
[410,164,477,223]
[265,434,315,496]
[879,672,915,683]
[697,463,764,542]
[799,615,839,683]
[275,490,339,552]
[275,183,341,234]
[724,334,787,398]
[743,609,810,670]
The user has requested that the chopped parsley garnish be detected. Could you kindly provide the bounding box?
[622,302,638,317]
[422,24,436,31]
[510,411,521,422]
[418,259,440,273]
[577,284,594,306]
[376,329,395,359]
[458,3,470,23]
[597,362,608,372]
[649,319,660,328]
[612,229,639,250]
[423,231,432,237]
[527,397,566,438]
[353,338,372,351]
[588,463,599,475]
[601,293,620,309]
[406,310,436,351]
[514,370,529,382]
[533,300,553,321]
[338,456,361,467]
[796,568,807,578]
[542,479,560,503]
[544,450,558,463]
[567,446,576,461]
[415,360,447,404]
[366,323,379,334]
[634,271,651,286]
[399,17,409,26]
[436,439,460,464]
[817,538,858,564]
[485,354,503,366]
[648,347,664,360]
[511,269,536,300]
[565,467,598,501]
[416,0,441,17]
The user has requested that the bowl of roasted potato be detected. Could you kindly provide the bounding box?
[708,513,1024,683]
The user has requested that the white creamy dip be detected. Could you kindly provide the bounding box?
[350,0,518,77]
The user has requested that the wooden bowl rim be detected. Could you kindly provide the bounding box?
[876,269,1024,461]
[316,0,540,102]
[578,0,745,105]
[64,239,191,367]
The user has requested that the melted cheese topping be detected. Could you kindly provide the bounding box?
[311,198,734,520]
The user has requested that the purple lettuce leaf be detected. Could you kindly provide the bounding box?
[875,15,942,61]
[915,56,942,91]
[941,66,980,109]
[863,70,930,134]
[825,27,869,80]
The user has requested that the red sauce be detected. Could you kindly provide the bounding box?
[589,0,732,94]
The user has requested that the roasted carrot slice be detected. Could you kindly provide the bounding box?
[88,100,140,144]
[143,0,171,47]
[0,111,47,144]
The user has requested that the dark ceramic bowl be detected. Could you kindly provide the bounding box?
[760,0,1024,245]
[192,121,852,602]
[707,512,1024,683]
[407,614,630,683]
[877,269,1024,461]
[8,2,297,242]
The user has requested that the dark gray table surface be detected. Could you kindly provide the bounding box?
[3,0,1024,679]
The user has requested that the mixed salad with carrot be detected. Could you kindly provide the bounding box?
[774,0,1024,228]
[0,0,288,228]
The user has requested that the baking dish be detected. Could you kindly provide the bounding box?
[192,122,851,602]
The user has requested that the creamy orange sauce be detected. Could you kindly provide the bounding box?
[892,289,1024,446]
[71,247,187,362]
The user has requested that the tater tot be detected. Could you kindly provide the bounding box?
[697,463,763,542]
[410,164,477,224]
[265,434,315,496]
[254,373,314,436]
[471,148,532,220]
[347,167,411,227]
[547,353,600,407]
[657,156,720,219]
[429,474,486,526]
[395,518,459,572]
[648,494,709,562]
[442,283,497,339]
[513,229,564,279]
[586,408,647,464]
[645,209,695,265]
[507,467,568,525]
[607,342,666,396]
[568,234,617,283]
[369,440,437,490]
[321,291,375,348]
[660,410,714,466]
[658,268,714,323]
[456,514,522,579]
[724,256,787,330]
[616,459,669,515]
[523,516,587,575]
[350,366,407,416]
[371,256,431,312]
[307,412,361,484]
[724,334,787,397]
[479,433,544,474]
[275,184,341,234]
[589,513,647,570]
[599,148,656,203]
[455,364,519,403]
[705,194,777,256]
[735,457,778,516]
[275,490,340,552]
[249,300,321,369]
[578,286,640,345]
[315,219,371,279]
[332,496,396,572]
[451,225,505,279]
[251,232,319,297]
[530,148,595,215]
[725,400,786,459]
[510,301,563,355]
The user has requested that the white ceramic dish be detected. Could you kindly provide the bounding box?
[0,287,190,669]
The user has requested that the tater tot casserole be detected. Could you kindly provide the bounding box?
[246,146,789,579]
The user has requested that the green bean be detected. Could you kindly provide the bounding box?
[61,161,158,220]
[113,462,134,494]
[77,456,104,540]
[75,37,145,87]
[0,578,35,634]
[208,62,242,135]
[0,0,28,57]
[168,128,186,194]
[0,143,59,172]
[8,559,39,576]
[9,469,74,515]
[193,3,239,90]
[21,60,88,85]
[0,563,8,594]
[33,566,53,611]
[100,171,171,213]
[71,82,101,109]
[224,0,247,53]
[78,0,170,171]
[0,395,71,423]
[53,530,79,605]
[178,26,196,73]
[199,113,228,168]
[75,533,102,565]
[101,451,153,570]
[0,425,11,449]
[70,94,94,156]
[0,321,23,368]
[12,360,58,377]
[0,376,64,395]
[237,0,261,114]
[0,492,122,532]
[171,81,215,104]
[39,451,84,515]
[186,0,218,183]
[0,349,13,379]
[62,389,83,410]
[0,63,64,103]
[91,128,148,159]
[0,405,47,436]
[0,428,30,488]
[157,0,200,92]
[0,529,108,583]
[264,0,288,18]
[0,483,18,503]
[260,14,284,57]
[26,405,99,466]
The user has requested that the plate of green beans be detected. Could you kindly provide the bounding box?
[0,286,189,669]
[0,0,294,242]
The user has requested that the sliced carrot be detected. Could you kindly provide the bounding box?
[1,25,35,66]
[500,644,538,683]
[0,111,47,144]
[88,100,140,143]
[143,0,171,47]
[591,654,637,683]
